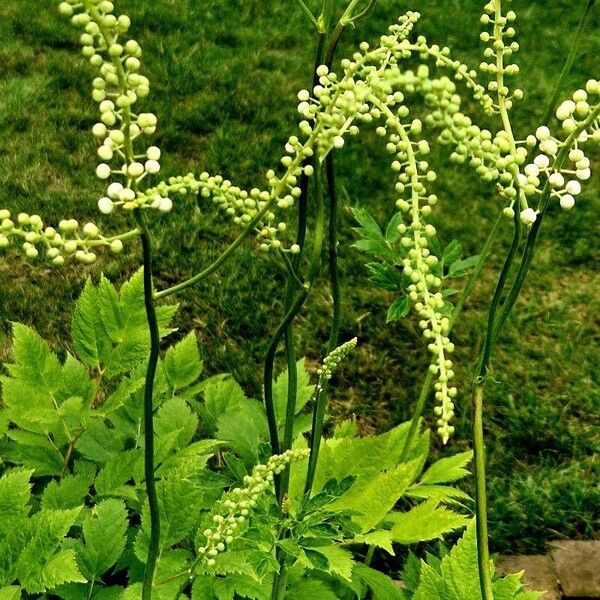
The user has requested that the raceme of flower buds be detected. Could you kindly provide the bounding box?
[196,448,310,567]
[0,209,134,267]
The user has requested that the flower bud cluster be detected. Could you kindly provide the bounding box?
[517,83,600,224]
[0,209,130,266]
[479,1,522,112]
[197,448,310,567]
[59,0,170,216]
[382,117,456,443]
[317,338,358,384]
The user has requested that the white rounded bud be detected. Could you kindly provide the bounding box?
[146,146,161,160]
[158,197,173,213]
[107,182,124,199]
[96,163,111,179]
[145,160,160,174]
[520,207,537,225]
[559,194,575,210]
[98,197,114,214]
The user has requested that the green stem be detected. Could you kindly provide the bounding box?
[154,204,271,300]
[138,214,161,600]
[472,384,494,600]
[294,0,319,29]
[263,289,310,473]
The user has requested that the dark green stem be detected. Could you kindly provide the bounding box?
[472,384,494,600]
[138,215,161,600]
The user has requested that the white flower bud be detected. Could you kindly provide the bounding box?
[98,197,114,214]
[145,160,160,174]
[96,163,111,179]
[520,207,537,225]
[146,146,161,160]
[98,145,113,161]
[535,126,551,141]
[158,197,173,212]
[332,136,345,149]
[127,162,145,178]
[107,182,124,199]
[83,223,99,237]
[548,172,564,188]
[565,180,581,195]
[110,239,124,253]
[559,194,575,210]
[92,123,107,138]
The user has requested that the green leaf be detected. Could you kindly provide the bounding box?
[442,240,462,267]
[41,470,94,510]
[3,430,64,476]
[420,451,473,485]
[77,499,128,580]
[352,530,395,555]
[317,545,355,580]
[97,274,124,342]
[0,469,32,532]
[329,459,422,532]
[440,519,481,599]
[448,255,480,277]
[71,279,111,367]
[15,507,83,593]
[216,400,267,464]
[365,263,404,292]
[387,297,410,323]
[388,499,469,544]
[353,564,406,600]
[164,332,203,391]
[155,398,198,451]
[406,483,472,505]
[94,449,142,500]
[0,587,21,600]
[385,212,404,243]
[272,358,315,428]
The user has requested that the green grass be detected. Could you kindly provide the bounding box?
[0,0,599,555]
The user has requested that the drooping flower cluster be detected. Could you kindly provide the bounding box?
[197,449,310,567]
[59,0,171,216]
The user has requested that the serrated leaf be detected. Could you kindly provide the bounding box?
[448,255,479,277]
[97,275,124,342]
[164,332,203,391]
[420,451,473,485]
[3,430,64,476]
[216,400,267,464]
[272,358,315,428]
[15,507,82,593]
[155,398,198,451]
[0,587,21,600]
[385,212,404,243]
[442,240,463,267]
[353,564,406,600]
[77,499,128,580]
[94,449,142,500]
[41,470,94,510]
[330,459,422,532]
[352,530,395,555]
[71,280,111,367]
[388,499,469,544]
[440,520,481,599]
[317,545,355,580]
[387,297,410,323]
[406,484,472,505]
[0,469,32,531]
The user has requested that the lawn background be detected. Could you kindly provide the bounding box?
[0,0,598,554]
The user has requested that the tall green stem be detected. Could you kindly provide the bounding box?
[138,215,161,600]
[472,384,494,600]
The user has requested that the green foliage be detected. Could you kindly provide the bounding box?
[404,522,542,600]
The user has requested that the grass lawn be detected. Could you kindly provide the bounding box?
[0,0,598,554]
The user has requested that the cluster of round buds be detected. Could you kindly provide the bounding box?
[515,83,600,224]
[479,2,522,111]
[58,0,169,216]
[197,449,310,567]
[0,209,131,267]
[316,338,358,385]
